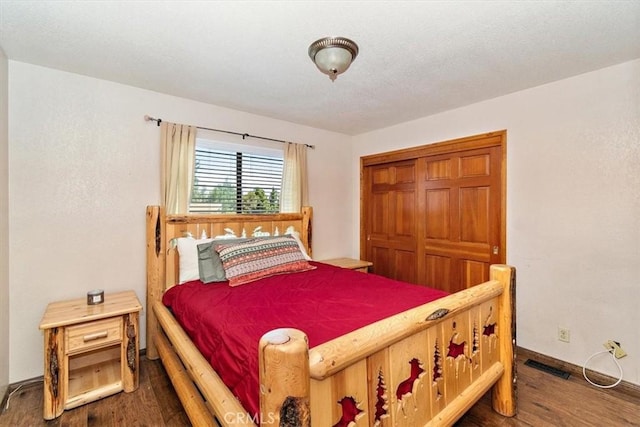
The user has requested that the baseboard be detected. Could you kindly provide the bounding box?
[518,346,640,398]
[0,375,42,414]
[0,384,7,415]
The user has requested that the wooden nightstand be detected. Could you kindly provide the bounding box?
[38,290,142,420]
[320,257,373,273]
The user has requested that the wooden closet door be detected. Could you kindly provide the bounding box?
[361,131,505,292]
[363,160,417,283]
[417,146,502,292]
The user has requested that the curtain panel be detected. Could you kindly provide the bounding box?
[161,122,197,214]
[280,142,308,213]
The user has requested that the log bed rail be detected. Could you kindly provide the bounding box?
[146,205,516,426]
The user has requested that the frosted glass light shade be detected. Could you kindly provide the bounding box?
[308,37,359,81]
[314,47,353,79]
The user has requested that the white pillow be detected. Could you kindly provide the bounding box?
[176,237,213,284]
[284,230,312,261]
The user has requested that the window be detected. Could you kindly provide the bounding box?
[190,140,283,214]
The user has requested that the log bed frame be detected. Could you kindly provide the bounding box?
[146,205,516,426]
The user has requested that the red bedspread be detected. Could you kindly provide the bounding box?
[162,261,448,417]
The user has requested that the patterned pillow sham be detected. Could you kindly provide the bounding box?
[216,236,315,287]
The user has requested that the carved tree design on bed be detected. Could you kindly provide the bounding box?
[374,368,389,425]
[432,338,444,400]
[470,321,481,368]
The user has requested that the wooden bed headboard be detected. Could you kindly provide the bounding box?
[145,205,313,359]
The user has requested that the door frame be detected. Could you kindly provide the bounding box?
[360,130,507,266]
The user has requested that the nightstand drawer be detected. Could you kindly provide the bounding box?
[66,317,122,354]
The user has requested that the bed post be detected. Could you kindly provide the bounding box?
[301,206,312,258]
[490,264,517,417]
[259,328,311,427]
[146,205,166,360]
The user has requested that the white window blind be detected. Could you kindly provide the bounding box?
[190,141,283,214]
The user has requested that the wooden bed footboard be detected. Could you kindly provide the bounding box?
[145,205,516,426]
[259,264,516,426]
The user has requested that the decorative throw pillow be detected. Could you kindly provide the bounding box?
[216,236,316,287]
[197,234,310,284]
[176,237,213,284]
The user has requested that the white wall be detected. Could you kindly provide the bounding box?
[9,58,638,388]
[8,61,353,382]
[352,59,640,384]
[0,49,9,398]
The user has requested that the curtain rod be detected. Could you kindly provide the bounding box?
[144,115,315,149]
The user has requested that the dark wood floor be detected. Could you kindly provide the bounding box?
[1,353,638,426]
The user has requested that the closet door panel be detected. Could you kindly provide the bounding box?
[394,190,416,240]
[417,146,502,293]
[370,247,391,278]
[460,260,489,291]
[393,249,417,284]
[370,192,390,238]
[395,164,416,183]
[423,254,451,289]
[459,153,490,178]
[425,158,452,180]
[425,189,450,240]
[364,161,417,280]
[459,187,490,244]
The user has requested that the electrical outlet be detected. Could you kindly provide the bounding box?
[558,327,570,343]
[604,340,627,359]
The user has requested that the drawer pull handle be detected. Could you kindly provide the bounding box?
[83,331,108,342]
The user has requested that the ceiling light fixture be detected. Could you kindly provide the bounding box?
[308,36,359,82]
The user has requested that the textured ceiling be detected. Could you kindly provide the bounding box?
[1,1,639,135]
